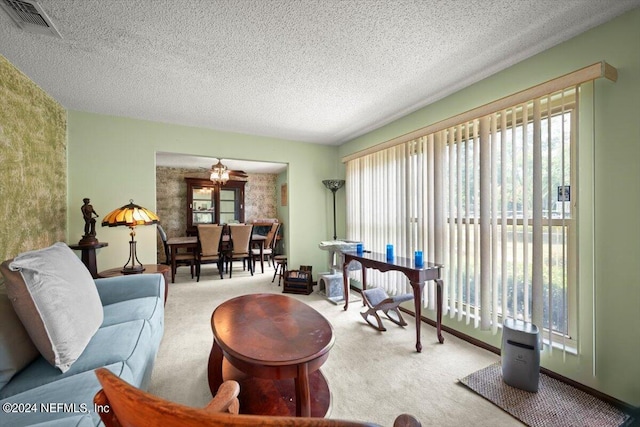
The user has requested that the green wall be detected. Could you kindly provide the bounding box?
[0,55,66,262]
[339,9,640,406]
[66,112,340,277]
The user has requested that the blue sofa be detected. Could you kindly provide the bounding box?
[0,273,165,426]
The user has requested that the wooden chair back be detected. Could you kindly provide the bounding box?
[264,222,280,249]
[198,224,223,257]
[94,367,239,427]
[229,224,253,255]
[197,224,224,280]
[93,368,420,427]
[156,224,170,264]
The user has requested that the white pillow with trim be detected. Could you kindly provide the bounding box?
[4,242,103,372]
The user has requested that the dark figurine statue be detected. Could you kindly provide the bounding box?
[80,198,99,243]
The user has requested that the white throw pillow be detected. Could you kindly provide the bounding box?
[4,242,103,372]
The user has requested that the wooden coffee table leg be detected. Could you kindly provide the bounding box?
[294,364,311,417]
[207,339,224,395]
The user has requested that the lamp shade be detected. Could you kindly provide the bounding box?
[101,200,159,227]
[322,179,345,192]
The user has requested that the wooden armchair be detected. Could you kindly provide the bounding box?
[94,367,239,427]
[93,367,421,427]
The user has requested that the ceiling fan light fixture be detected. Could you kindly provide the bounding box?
[210,160,229,185]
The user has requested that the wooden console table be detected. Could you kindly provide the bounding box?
[208,293,334,417]
[342,251,444,352]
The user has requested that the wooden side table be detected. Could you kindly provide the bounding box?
[208,293,334,417]
[69,241,108,279]
[98,264,170,303]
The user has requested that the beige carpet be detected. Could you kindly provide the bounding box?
[149,265,522,426]
[460,363,631,427]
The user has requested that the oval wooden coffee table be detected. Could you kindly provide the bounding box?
[208,293,335,417]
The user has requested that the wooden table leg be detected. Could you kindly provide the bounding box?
[361,267,367,307]
[171,246,177,283]
[436,278,445,344]
[80,248,99,279]
[260,244,264,274]
[295,364,311,417]
[342,261,350,311]
[411,282,425,353]
[207,339,224,395]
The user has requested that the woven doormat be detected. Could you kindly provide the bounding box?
[459,362,631,427]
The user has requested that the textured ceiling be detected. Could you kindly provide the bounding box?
[1,0,639,147]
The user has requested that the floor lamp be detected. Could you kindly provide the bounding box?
[322,179,345,240]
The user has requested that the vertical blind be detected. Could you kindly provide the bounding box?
[346,87,580,349]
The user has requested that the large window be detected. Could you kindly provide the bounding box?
[346,86,582,350]
[438,92,576,342]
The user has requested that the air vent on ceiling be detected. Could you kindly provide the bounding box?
[0,0,62,38]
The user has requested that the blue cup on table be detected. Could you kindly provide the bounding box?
[356,243,363,254]
[414,250,424,267]
[386,244,394,260]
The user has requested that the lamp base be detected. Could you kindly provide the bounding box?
[121,233,145,274]
[121,265,145,274]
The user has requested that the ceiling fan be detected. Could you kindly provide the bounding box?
[204,159,248,185]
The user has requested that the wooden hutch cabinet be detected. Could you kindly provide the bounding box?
[185,178,246,234]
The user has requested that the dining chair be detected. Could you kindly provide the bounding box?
[251,222,279,273]
[226,224,253,278]
[197,224,224,281]
[157,224,195,279]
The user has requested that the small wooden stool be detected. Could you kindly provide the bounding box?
[272,255,287,286]
[360,287,413,332]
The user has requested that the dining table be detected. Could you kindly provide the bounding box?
[166,233,268,282]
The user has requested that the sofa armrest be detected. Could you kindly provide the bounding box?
[95,274,165,306]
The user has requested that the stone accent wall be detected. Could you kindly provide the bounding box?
[155,167,278,262]
[155,167,189,241]
[245,173,277,221]
[0,55,66,262]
